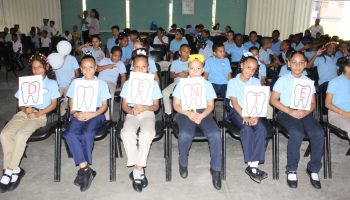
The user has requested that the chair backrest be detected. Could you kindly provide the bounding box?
[150,50,163,62]
[212,35,227,45]
[152,44,167,57]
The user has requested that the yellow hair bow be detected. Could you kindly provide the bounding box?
[188,54,205,63]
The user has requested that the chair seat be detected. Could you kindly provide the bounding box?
[95,120,114,140]
[29,121,58,142]
[325,122,349,140]
[115,120,165,141]
[221,119,275,139]
[171,122,209,141]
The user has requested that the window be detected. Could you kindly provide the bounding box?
[126,0,130,28]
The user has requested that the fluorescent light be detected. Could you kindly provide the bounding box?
[169,0,173,29]
[126,0,130,28]
[212,0,216,27]
[82,0,86,12]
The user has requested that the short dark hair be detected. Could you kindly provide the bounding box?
[249,31,257,36]
[111,46,122,55]
[81,55,96,63]
[111,25,120,31]
[179,44,190,51]
[337,56,350,73]
[212,43,224,52]
[249,46,259,52]
[272,29,280,36]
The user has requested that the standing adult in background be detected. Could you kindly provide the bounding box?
[308,18,324,38]
[88,9,100,39]
[78,11,90,44]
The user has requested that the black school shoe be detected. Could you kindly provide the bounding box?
[79,167,96,192]
[179,164,188,179]
[74,168,84,187]
[286,171,298,188]
[210,168,222,190]
[0,174,12,193]
[129,171,148,192]
[7,168,26,192]
[306,169,321,189]
[245,167,261,183]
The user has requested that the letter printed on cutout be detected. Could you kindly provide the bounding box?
[126,72,155,106]
[72,80,99,112]
[18,75,43,106]
[179,77,207,110]
[290,78,314,111]
[242,86,270,117]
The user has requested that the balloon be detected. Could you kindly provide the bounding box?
[57,40,72,56]
[48,53,64,69]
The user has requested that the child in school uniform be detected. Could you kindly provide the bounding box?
[271,30,281,56]
[169,29,189,60]
[307,41,338,92]
[173,54,222,190]
[97,46,126,120]
[204,43,232,96]
[64,55,110,192]
[120,48,162,192]
[162,44,190,118]
[291,33,305,51]
[244,31,260,50]
[226,55,268,183]
[280,40,291,64]
[79,35,105,63]
[335,41,349,60]
[106,25,120,55]
[128,30,139,50]
[325,57,350,139]
[0,54,60,193]
[228,33,246,75]
[118,33,132,66]
[40,30,51,56]
[279,49,308,77]
[249,47,267,85]
[131,39,160,84]
[223,30,234,53]
[270,51,324,189]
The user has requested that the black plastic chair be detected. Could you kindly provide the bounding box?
[212,36,227,45]
[56,98,117,182]
[167,97,226,181]
[114,98,170,181]
[150,50,163,63]
[151,44,167,59]
[317,92,349,179]
[219,98,277,180]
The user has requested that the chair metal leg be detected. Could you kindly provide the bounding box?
[165,126,171,181]
[272,131,276,180]
[54,127,61,182]
[222,127,226,181]
[109,126,116,182]
[304,143,311,157]
[327,128,332,178]
[323,134,328,179]
[276,128,280,180]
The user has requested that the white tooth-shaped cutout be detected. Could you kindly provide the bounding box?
[293,84,311,109]
[76,86,95,110]
[130,78,151,103]
[246,91,266,115]
[183,83,203,108]
[21,81,41,104]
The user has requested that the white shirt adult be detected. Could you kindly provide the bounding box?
[308,20,324,38]
[153,35,169,45]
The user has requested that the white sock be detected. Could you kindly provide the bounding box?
[288,172,297,181]
[311,173,319,181]
[10,168,21,183]
[249,161,259,173]
[0,169,12,184]
[133,168,142,183]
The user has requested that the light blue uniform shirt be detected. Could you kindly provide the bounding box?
[243,41,260,50]
[226,74,261,108]
[170,38,188,52]
[106,36,118,53]
[170,59,189,83]
[228,43,246,62]
[15,76,60,110]
[273,74,315,107]
[279,64,307,77]
[258,61,267,80]
[326,74,350,112]
[54,55,79,88]
[173,79,217,100]
[67,76,111,108]
[120,46,132,63]
[271,40,281,56]
[223,41,234,53]
[314,55,338,85]
[204,57,232,84]
[82,47,105,62]
[120,79,162,107]
[335,51,345,60]
[97,58,126,84]
[291,42,304,51]
[259,48,274,65]
[304,50,316,61]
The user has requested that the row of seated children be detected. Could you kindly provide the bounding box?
[0,30,349,194]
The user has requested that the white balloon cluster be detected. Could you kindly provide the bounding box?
[47,40,72,69]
